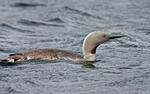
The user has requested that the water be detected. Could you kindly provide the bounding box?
[0,0,150,94]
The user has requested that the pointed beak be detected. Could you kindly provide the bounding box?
[109,35,123,39]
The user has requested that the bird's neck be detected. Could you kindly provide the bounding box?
[82,41,99,61]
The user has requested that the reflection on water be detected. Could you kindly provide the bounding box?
[81,61,96,68]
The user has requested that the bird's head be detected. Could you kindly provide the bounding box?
[82,32,123,61]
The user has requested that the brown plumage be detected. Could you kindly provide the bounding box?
[2,49,83,62]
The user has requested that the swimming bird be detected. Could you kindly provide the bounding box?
[1,32,122,63]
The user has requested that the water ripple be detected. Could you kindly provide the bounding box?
[10,2,46,8]
[0,23,35,33]
[46,18,65,23]
[63,6,103,20]
[18,19,65,27]
[5,86,21,94]
[118,67,132,69]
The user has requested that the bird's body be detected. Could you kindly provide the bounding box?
[6,49,83,62]
[1,32,122,63]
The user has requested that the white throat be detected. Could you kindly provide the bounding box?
[83,53,95,61]
[82,32,97,61]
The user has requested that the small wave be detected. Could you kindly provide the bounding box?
[103,71,121,74]
[0,48,8,53]
[25,80,38,86]
[146,32,150,35]
[118,67,132,69]
[119,44,138,48]
[137,28,150,35]
[128,64,141,67]
[5,86,21,94]
[18,19,50,26]
[10,2,46,8]
[0,47,14,53]
[18,19,64,27]
[64,6,103,20]
[0,23,35,33]
[47,18,65,23]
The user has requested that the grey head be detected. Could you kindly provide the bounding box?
[82,32,123,61]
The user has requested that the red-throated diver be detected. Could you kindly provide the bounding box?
[1,32,122,63]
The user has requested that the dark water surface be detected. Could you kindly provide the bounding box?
[0,0,150,94]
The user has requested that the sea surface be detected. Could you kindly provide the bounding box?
[0,0,150,94]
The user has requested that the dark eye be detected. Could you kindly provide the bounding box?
[103,34,107,37]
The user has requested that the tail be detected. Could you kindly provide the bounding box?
[1,58,19,63]
[0,53,26,63]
